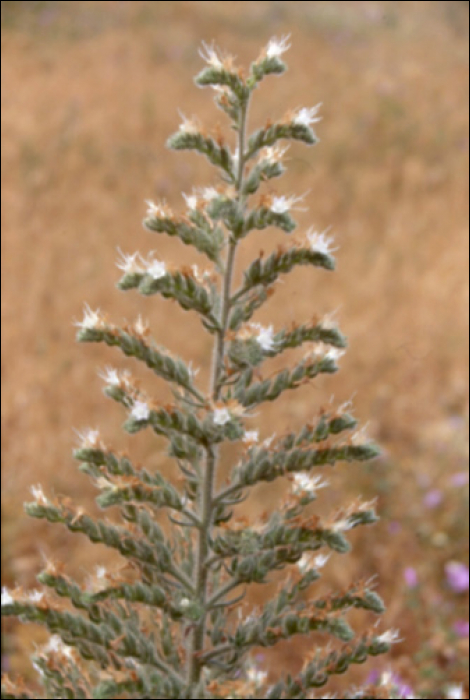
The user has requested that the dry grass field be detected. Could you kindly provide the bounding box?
[1,1,469,696]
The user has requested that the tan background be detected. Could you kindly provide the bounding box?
[2,1,469,695]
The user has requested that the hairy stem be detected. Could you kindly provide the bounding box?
[186,97,249,689]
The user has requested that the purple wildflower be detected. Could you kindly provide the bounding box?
[423,489,443,508]
[445,562,470,593]
[404,567,419,588]
[450,471,469,488]
[453,619,470,637]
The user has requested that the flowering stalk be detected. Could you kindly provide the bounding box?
[2,38,396,700]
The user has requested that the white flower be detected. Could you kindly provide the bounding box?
[293,104,322,127]
[74,303,103,330]
[262,144,289,165]
[116,248,144,274]
[351,424,370,446]
[270,194,306,214]
[247,665,267,687]
[314,553,331,569]
[177,112,200,134]
[324,347,346,363]
[145,199,165,217]
[266,35,291,59]
[243,430,259,444]
[146,259,167,280]
[331,517,355,533]
[199,41,224,69]
[377,628,402,646]
[250,323,276,352]
[292,473,329,496]
[45,635,74,658]
[30,484,48,505]
[213,407,231,425]
[1,587,13,606]
[75,427,102,449]
[29,590,45,603]
[306,228,337,255]
[262,433,276,448]
[446,684,464,700]
[183,192,199,210]
[180,597,191,609]
[201,186,220,202]
[187,362,200,379]
[98,366,121,386]
[131,400,150,422]
[95,566,107,580]
[134,315,149,337]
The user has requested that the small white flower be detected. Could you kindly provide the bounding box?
[243,430,259,444]
[247,665,267,687]
[314,553,331,569]
[134,315,149,337]
[293,104,322,127]
[213,407,231,425]
[201,186,220,202]
[306,228,337,256]
[131,400,150,422]
[199,41,224,69]
[187,362,200,379]
[446,684,464,700]
[250,323,276,352]
[266,35,291,59]
[262,144,289,165]
[180,597,191,609]
[74,303,103,330]
[29,589,45,603]
[351,424,370,446]
[76,427,102,449]
[1,587,13,606]
[183,192,199,210]
[30,484,48,505]
[45,635,74,658]
[95,566,107,580]
[331,517,355,533]
[145,199,165,217]
[297,552,314,574]
[116,248,144,274]
[292,473,329,496]
[262,433,276,448]
[324,347,346,363]
[146,259,167,280]
[377,628,402,645]
[270,194,306,214]
[98,366,121,386]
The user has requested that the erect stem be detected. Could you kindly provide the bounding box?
[186,97,249,689]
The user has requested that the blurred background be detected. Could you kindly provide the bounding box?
[1,1,469,696]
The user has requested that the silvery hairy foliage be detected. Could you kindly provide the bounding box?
[2,37,398,700]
